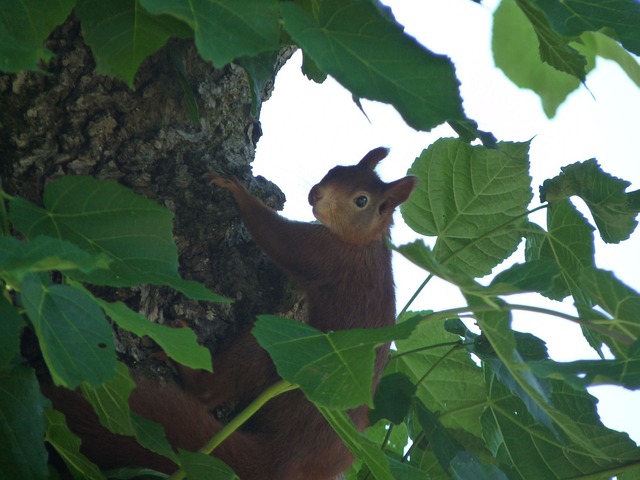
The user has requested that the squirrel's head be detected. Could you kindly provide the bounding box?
[308,147,417,244]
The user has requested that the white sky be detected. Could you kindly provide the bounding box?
[254,0,640,444]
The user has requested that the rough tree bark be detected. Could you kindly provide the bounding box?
[0,16,300,371]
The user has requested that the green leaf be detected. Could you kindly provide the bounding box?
[531,0,640,56]
[236,50,280,116]
[413,400,465,472]
[540,159,639,243]
[471,295,632,461]
[177,450,238,479]
[576,31,640,88]
[524,201,595,301]
[319,407,393,480]
[281,0,469,133]
[387,314,485,439]
[139,0,280,68]
[0,20,52,73]
[488,259,560,295]
[579,267,640,358]
[370,372,416,425]
[0,0,73,72]
[130,412,178,463]
[529,345,640,390]
[482,368,640,479]
[44,408,106,480]
[76,0,192,87]
[96,298,212,371]
[81,362,136,436]
[0,296,25,366]
[20,275,116,388]
[253,315,418,409]
[0,235,110,285]
[0,366,49,480]
[450,451,509,480]
[401,139,532,278]
[493,0,593,117]
[10,176,230,302]
[515,0,588,79]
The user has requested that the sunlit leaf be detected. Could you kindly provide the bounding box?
[387,314,485,439]
[402,139,532,278]
[579,267,640,358]
[524,201,594,301]
[493,0,593,117]
[482,368,640,478]
[540,159,639,243]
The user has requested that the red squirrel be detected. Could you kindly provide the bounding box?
[45,147,416,479]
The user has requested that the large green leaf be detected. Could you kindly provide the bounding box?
[281,0,468,133]
[177,450,238,480]
[514,0,588,78]
[396,241,560,299]
[576,31,640,88]
[253,315,418,409]
[0,0,73,72]
[531,0,640,56]
[0,366,49,480]
[95,297,211,370]
[0,235,110,285]
[0,296,25,366]
[387,314,486,440]
[20,275,116,388]
[10,176,230,302]
[76,0,192,87]
[80,362,137,436]
[44,409,105,480]
[493,0,593,117]
[319,407,394,480]
[524,201,595,301]
[579,267,640,358]
[471,296,632,462]
[401,139,532,278]
[530,346,640,390]
[139,0,280,68]
[482,368,640,479]
[540,159,639,243]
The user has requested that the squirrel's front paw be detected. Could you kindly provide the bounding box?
[203,172,240,191]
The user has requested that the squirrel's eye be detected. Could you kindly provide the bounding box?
[354,195,368,208]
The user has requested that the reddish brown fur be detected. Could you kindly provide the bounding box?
[44,148,416,479]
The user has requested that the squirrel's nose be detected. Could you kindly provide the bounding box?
[308,185,322,205]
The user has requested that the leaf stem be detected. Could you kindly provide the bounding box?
[389,340,462,360]
[398,273,433,316]
[168,379,297,480]
[415,344,462,388]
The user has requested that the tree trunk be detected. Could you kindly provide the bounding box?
[0,16,300,368]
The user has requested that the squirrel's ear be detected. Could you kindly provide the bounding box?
[379,176,417,214]
[358,147,389,170]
